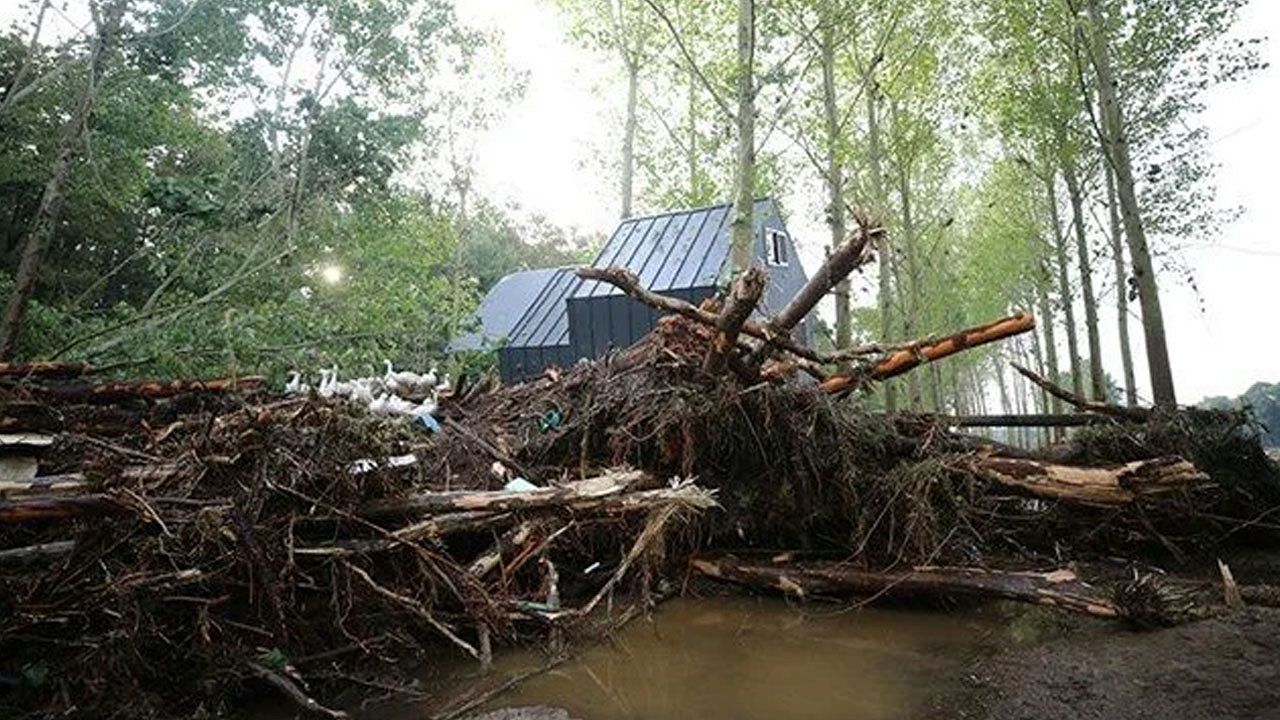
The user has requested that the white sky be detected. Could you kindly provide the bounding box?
[464,0,1280,404]
[2,0,1276,402]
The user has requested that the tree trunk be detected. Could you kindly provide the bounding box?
[620,59,639,219]
[0,0,127,359]
[895,144,922,410]
[1047,174,1084,400]
[1035,266,1064,419]
[692,554,1122,618]
[1105,162,1138,405]
[867,85,895,411]
[820,16,851,351]
[1062,158,1106,401]
[966,455,1207,506]
[729,0,756,271]
[1084,0,1175,406]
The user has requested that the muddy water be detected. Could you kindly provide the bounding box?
[414,596,1018,720]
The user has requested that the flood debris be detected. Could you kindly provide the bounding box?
[2,225,1278,719]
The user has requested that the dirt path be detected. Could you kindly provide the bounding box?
[960,608,1280,720]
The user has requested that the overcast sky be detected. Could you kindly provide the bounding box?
[463,0,1280,404]
[2,1,1276,402]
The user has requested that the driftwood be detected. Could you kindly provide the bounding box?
[0,473,89,497]
[968,455,1207,506]
[361,469,652,518]
[691,554,1121,618]
[0,494,129,523]
[703,266,766,375]
[1011,362,1150,421]
[820,312,1036,394]
[0,539,75,564]
[938,413,1116,428]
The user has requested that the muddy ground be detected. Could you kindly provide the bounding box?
[951,607,1280,720]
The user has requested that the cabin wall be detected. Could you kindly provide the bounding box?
[567,287,714,362]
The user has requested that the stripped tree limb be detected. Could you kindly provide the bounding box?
[820,312,1036,394]
[0,539,75,564]
[704,266,766,375]
[746,223,880,365]
[0,473,90,497]
[1011,362,1151,421]
[692,554,1122,618]
[360,469,652,518]
[245,660,349,719]
[967,455,1208,506]
[342,561,481,661]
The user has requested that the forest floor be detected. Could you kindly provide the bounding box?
[955,606,1280,720]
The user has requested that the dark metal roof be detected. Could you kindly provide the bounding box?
[500,198,794,353]
[504,267,581,349]
[571,200,779,299]
[448,267,564,352]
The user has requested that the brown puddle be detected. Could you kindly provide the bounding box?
[406,595,1017,720]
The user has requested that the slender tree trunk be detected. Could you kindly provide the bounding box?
[867,84,895,411]
[1062,158,1106,401]
[895,146,921,410]
[729,0,756,271]
[820,16,851,350]
[1046,175,1084,401]
[1104,162,1138,405]
[687,66,698,200]
[620,58,639,219]
[0,0,127,360]
[1084,0,1176,406]
[1035,268,1062,414]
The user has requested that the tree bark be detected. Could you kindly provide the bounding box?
[360,469,653,517]
[0,0,128,359]
[1062,158,1106,401]
[1104,162,1138,406]
[620,58,639,218]
[868,84,895,412]
[820,14,851,351]
[1034,270,1063,419]
[967,455,1207,506]
[1046,173,1084,400]
[703,267,766,374]
[819,312,1035,394]
[729,0,756,271]
[1084,0,1176,406]
[692,554,1121,618]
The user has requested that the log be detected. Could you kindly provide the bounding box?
[691,553,1121,618]
[820,312,1036,394]
[360,469,653,518]
[967,455,1207,506]
[745,224,879,364]
[576,266,825,363]
[0,539,75,564]
[0,361,92,379]
[27,376,266,403]
[0,494,129,523]
[936,413,1117,428]
[1011,362,1150,422]
[0,473,90,497]
[703,266,766,375]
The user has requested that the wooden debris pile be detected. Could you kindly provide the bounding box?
[1,223,1278,718]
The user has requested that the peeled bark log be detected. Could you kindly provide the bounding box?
[692,554,1120,618]
[820,313,1035,394]
[361,469,653,518]
[968,455,1207,506]
[0,539,75,564]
